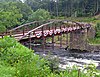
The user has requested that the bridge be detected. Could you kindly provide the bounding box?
[0,20,91,52]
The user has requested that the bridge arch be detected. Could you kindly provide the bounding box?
[0,20,91,52]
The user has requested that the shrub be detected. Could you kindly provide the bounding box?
[0,36,32,65]
[0,60,15,77]
[95,23,100,38]
[0,37,51,77]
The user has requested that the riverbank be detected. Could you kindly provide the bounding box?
[34,47,100,70]
[87,44,100,52]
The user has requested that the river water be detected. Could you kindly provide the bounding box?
[34,48,100,70]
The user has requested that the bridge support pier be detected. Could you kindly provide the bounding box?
[60,32,62,48]
[66,33,69,48]
[28,33,31,49]
[42,37,46,52]
[69,29,87,50]
[52,34,54,50]
[23,26,25,35]
[42,27,46,52]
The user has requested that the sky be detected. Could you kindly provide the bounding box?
[21,0,24,3]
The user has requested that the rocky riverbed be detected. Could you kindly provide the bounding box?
[34,48,100,70]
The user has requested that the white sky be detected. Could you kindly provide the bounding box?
[21,0,24,3]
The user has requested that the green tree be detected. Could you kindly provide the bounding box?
[11,2,33,23]
[0,0,21,2]
[28,9,50,21]
[0,2,22,32]
[25,0,100,17]
[95,23,100,38]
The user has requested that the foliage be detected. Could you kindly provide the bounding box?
[0,60,15,77]
[0,0,99,32]
[16,57,51,77]
[0,1,51,32]
[12,2,33,22]
[65,17,97,23]
[0,37,100,77]
[0,2,22,32]
[0,1,34,32]
[89,38,100,44]
[0,37,32,65]
[28,9,50,21]
[48,65,100,77]
[83,64,99,77]
[25,0,100,17]
[0,37,51,77]
[89,23,100,44]
[95,23,100,38]
[44,53,60,73]
[0,0,21,2]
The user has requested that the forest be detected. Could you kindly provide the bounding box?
[1,0,100,17]
[25,0,100,17]
[0,0,100,32]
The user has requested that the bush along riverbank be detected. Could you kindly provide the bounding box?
[88,22,100,45]
[0,37,100,77]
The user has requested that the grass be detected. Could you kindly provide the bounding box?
[57,16,100,25]
[89,38,100,45]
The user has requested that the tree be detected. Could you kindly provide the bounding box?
[25,0,100,17]
[11,2,33,23]
[28,9,50,21]
[0,0,21,2]
[0,2,22,32]
[95,23,100,38]
[25,0,41,11]
[95,0,100,15]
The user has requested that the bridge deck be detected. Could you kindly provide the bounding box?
[0,20,91,50]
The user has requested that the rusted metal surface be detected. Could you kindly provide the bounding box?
[0,20,91,50]
[9,21,38,32]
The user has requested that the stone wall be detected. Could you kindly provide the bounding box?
[87,44,100,52]
[69,26,100,52]
[88,26,96,39]
[69,29,87,50]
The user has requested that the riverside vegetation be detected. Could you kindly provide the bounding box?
[0,37,100,77]
[88,22,100,44]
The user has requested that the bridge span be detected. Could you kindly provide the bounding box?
[0,20,91,51]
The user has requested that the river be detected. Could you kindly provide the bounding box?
[34,47,100,70]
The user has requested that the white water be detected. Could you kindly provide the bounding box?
[58,56,99,69]
[35,48,100,70]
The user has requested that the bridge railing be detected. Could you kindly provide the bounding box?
[0,20,91,40]
[19,20,85,40]
[0,21,49,39]
[20,21,55,40]
[9,21,40,38]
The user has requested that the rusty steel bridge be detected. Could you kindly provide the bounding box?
[0,20,91,51]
